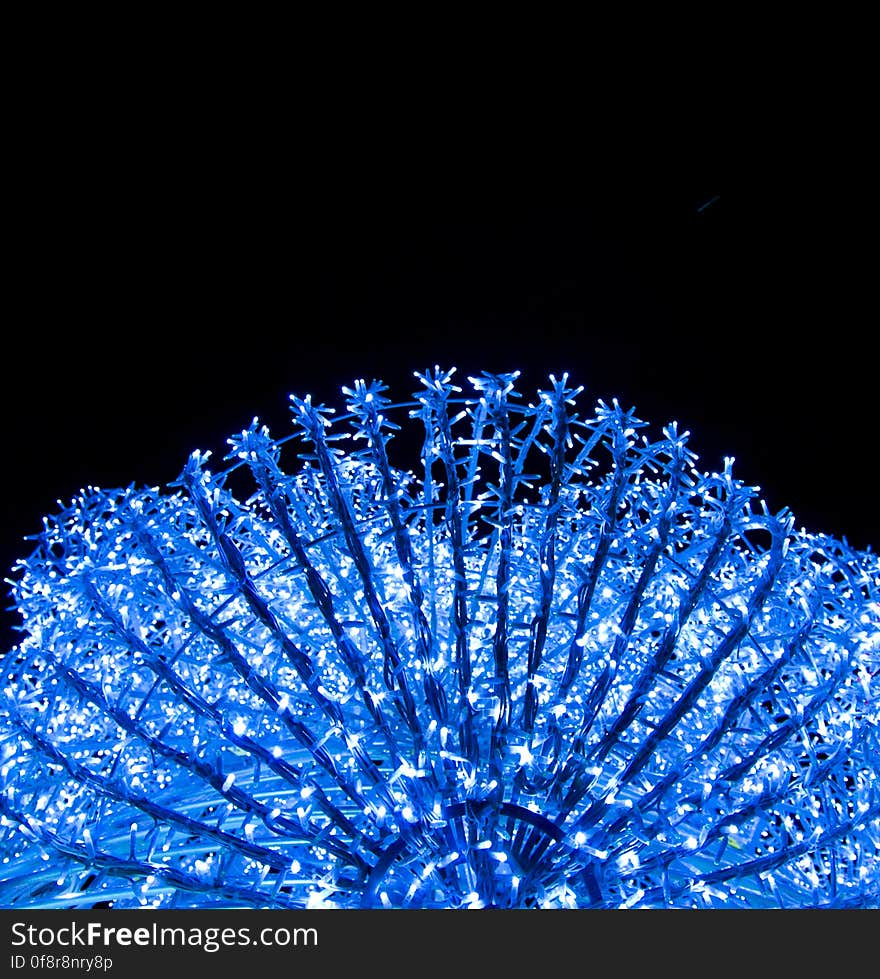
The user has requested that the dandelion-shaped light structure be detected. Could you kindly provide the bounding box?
[1,370,878,909]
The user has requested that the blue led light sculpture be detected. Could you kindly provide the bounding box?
[1,370,878,908]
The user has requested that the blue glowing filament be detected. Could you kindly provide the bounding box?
[1,370,877,908]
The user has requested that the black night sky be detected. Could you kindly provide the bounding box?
[2,189,876,654]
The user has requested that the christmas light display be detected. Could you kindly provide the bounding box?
[1,370,877,908]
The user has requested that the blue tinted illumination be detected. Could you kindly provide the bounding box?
[1,371,878,908]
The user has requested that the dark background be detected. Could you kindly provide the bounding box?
[2,188,876,654]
